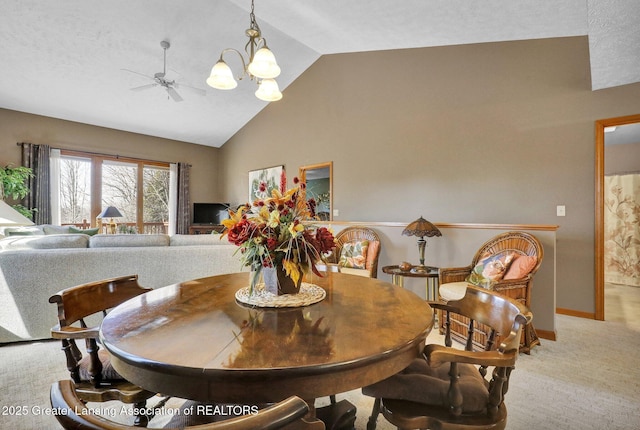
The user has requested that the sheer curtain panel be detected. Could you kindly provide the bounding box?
[604,173,640,287]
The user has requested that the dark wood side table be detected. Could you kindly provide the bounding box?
[189,224,225,234]
[382,265,440,301]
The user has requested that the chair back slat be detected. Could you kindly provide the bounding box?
[447,286,532,351]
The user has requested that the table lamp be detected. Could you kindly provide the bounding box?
[0,200,34,226]
[402,216,442,273]
[98,206,123,234]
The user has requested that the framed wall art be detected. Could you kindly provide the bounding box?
[248,165,285,202]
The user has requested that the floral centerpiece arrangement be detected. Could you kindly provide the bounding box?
[222,175,336,295]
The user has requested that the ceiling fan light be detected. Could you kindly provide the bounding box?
[248,48,281,79]
[207,60,237,90]
[255,79,282,102]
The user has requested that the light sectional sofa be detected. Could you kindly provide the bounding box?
[0,228,243,344]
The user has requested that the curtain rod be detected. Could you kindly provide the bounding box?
[16,142,192,167]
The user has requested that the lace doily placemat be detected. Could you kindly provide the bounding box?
[235,282,326,308]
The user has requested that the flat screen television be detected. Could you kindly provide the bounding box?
[193,203,230,225]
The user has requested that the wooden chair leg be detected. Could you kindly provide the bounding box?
[132,400,149,427]
[522,323,540,354]
[366,397,381,430]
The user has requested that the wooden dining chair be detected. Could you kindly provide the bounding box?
[362,285,532,430]
[50,379,324,430]
[325,226,381,278]
[49,274,157,427]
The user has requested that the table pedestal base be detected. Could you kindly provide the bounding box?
[315,399,357,430]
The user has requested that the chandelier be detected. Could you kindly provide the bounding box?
[206,0,282,102]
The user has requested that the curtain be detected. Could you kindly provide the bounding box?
[175,162,190,234]
[604,173,640,287]
[20,143,52,225]
[168,163,178,236]
[49,149,61,225]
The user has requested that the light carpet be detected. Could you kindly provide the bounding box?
[1,305,639,429]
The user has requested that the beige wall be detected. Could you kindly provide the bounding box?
[605,141,640,174]
[220,36,640,317]
[2,36,640,323]
[0,109,221,205]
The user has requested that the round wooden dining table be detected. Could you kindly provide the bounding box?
[100,271,434,407]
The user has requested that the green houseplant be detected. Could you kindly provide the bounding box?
[0,165,34,219]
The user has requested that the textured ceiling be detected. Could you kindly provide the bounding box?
[0,0,638,148]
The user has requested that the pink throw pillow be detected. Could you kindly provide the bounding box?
[503,255,537,280]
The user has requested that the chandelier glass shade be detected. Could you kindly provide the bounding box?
[207,60,238,90]
[206,0,283,102]
[255,78,283,102]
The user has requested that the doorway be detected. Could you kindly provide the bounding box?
[595,113,640,321]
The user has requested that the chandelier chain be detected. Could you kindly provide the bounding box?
[249,0,260,34]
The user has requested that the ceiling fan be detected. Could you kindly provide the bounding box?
[122,40,206,102]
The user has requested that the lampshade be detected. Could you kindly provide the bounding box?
[255,78,283,102]
[206,60,238,90]
[403,216,441,273]
[0,200,34,226]
[247,47,281,79]
[98,206,123,219]
[402,216,442,238]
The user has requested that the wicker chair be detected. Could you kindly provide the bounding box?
[326,226,381,278]
[438,231,543,353]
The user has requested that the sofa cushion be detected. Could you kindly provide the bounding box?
[466,252,515,289]
[0,234,90,250]
[42,225,72,235]
[339,240,369,269]
[2,226,43,236]
[78,349,122,381]
[89,234,170,248]
[69,226,100,236]
[170,234,226,246]
[362,358,489,413]
[438,281,469,301]
[504,255,537,279]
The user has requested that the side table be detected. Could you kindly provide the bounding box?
[382,265,440,301]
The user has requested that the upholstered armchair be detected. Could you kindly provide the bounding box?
[438,231,543,353]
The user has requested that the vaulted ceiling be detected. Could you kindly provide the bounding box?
[1,1,639,148]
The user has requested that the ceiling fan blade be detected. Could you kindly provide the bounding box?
[173,82,206,96]
[130,83,158,92]
[173,83,206,96]
[165,86,183,102]
[121,68,154,80]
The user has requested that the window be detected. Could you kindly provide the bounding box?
[56,151,170,234]
[59,156,91,225]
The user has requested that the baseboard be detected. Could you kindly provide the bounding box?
[556,307,596,319]
[535,329,556,341]
[536,308,599,342]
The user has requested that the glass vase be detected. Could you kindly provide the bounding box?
[261,264,302,295]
